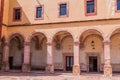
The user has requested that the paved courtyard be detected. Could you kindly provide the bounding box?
[0,71,120,80]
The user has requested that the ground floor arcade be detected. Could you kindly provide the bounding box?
[1,24,120,77]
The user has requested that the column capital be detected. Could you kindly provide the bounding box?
[74,41,80,46]
[24,42,30,46]
[47,42,52,46]
[4,42,9,46]
[103,40,111,45]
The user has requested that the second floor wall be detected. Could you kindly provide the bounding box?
[2,0,120,25]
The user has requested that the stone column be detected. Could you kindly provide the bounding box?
[46,42,54,73]
[2,42,9,71]
[73,41,80,75]
[103,40,112,77]
[22,42,30,72]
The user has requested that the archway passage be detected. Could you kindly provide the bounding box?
[110,29,120,73]
[53,31,74,72]
[30,33,47,71]
[9,35,24,70]
[79,29,103,73]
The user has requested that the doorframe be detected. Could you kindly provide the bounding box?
[86,52,100,72]
[63,53,73,71]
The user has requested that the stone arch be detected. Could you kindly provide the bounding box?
[79,29,104,48]
[79,28,104,40]
[108,26,120,39]
[52,30,74,42]
[7,32,25,43]
[27,31,47,42]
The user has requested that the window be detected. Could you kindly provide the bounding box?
[13,8,21,21]
[87,0,95,13]
[85,0,97,16]
[36,6,43,18]
[59,3,67,16]
[117,0,120,10]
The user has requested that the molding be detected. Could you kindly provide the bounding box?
[3,18,120,27]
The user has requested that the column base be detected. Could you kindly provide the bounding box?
[45,64,54,73]
[1,61,9,72]
[22,64,30,72]
[104,65,112,77]
[72,65,80,75]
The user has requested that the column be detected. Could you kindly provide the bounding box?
[22,42,30,72]
[2,42,9,71]
[73,41,80,75]
[45,42,54,73]
[103,40,112,77]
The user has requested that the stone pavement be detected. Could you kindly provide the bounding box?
[0,71,120,80]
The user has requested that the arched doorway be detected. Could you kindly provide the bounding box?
[53,31,74,72]
[30,33,47,71]
[9,34,24,70]
[79,29,103,73]
[110,29,120,73]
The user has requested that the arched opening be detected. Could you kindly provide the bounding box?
[30,33,47,71]
[79,29,103,73]
[9,34,24,71]
[53,31,74,72]
[110,29,120,73]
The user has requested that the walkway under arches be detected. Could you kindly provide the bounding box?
[9,34,24,71]
[79,29,104,74]
[30,32,47,71]
[52,31,74,72]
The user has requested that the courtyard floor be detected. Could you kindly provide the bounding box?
[0,71,120,80]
